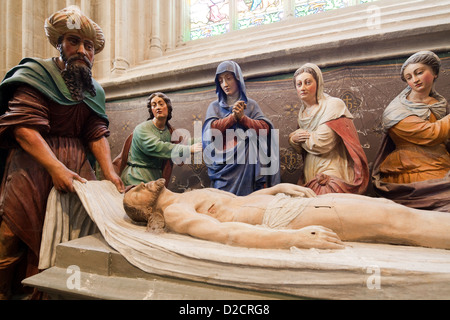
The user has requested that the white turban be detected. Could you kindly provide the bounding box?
[44,6,105,54]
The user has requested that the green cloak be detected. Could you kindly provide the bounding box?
[0,57,108,123]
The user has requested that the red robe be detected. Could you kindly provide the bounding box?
[303,117,369,195]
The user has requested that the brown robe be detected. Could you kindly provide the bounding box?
[0,85,109,277]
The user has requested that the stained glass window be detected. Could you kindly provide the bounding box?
[295,0,377,17]
[190,0,230,40]
[189,0,378,41]
[237,0,284,30]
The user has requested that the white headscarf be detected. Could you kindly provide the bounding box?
[382,87,448,132]
[382,51,448,132]
[295,63,353,130]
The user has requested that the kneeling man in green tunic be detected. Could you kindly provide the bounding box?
[118,92,202,186]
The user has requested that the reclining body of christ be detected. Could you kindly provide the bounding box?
[123,179,450,250]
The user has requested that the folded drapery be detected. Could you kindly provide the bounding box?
[39,180,450,299]
[39,185,98,270]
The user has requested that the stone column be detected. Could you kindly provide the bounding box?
[0,1,7,76]
[165,0,175,51]
[21,0,34,58]
[45,0,63,58]
[5,0,22,69]
[137,0,150,62]
[284,0,295,19]
[149,0,163,59]
[112,0,130,75]
[65,0,77,7]
[229,0,238,31]
[177,0,189,44]
[92,0,113,80]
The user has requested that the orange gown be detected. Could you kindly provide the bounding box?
[380,113,450,183]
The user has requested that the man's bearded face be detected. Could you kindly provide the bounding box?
[58,34,96,101]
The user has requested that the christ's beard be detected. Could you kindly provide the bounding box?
[61,54,96,101]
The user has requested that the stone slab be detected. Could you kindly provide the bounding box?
[23,234,297,300]
[24,233,450,300]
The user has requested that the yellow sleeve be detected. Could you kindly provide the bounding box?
[389,115,450,146]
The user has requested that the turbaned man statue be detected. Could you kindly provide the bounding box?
[0,6,124,299]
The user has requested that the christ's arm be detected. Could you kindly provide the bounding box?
[163,203,343,249]
[249,183,317,198]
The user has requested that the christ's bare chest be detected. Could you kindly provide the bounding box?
[180,190,270,224]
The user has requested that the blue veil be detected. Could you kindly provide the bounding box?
[202,61,280,196]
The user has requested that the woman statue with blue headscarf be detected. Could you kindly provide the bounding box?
[202,61,280,196]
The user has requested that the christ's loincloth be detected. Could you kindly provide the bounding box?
[262,193,315,229]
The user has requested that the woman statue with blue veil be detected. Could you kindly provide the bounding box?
[202,61,280,196]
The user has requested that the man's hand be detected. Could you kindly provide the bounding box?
[48,164,87,193]
[103,170,125,193]
[89,137,125,193]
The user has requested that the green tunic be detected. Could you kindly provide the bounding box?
[120,121,191,185]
